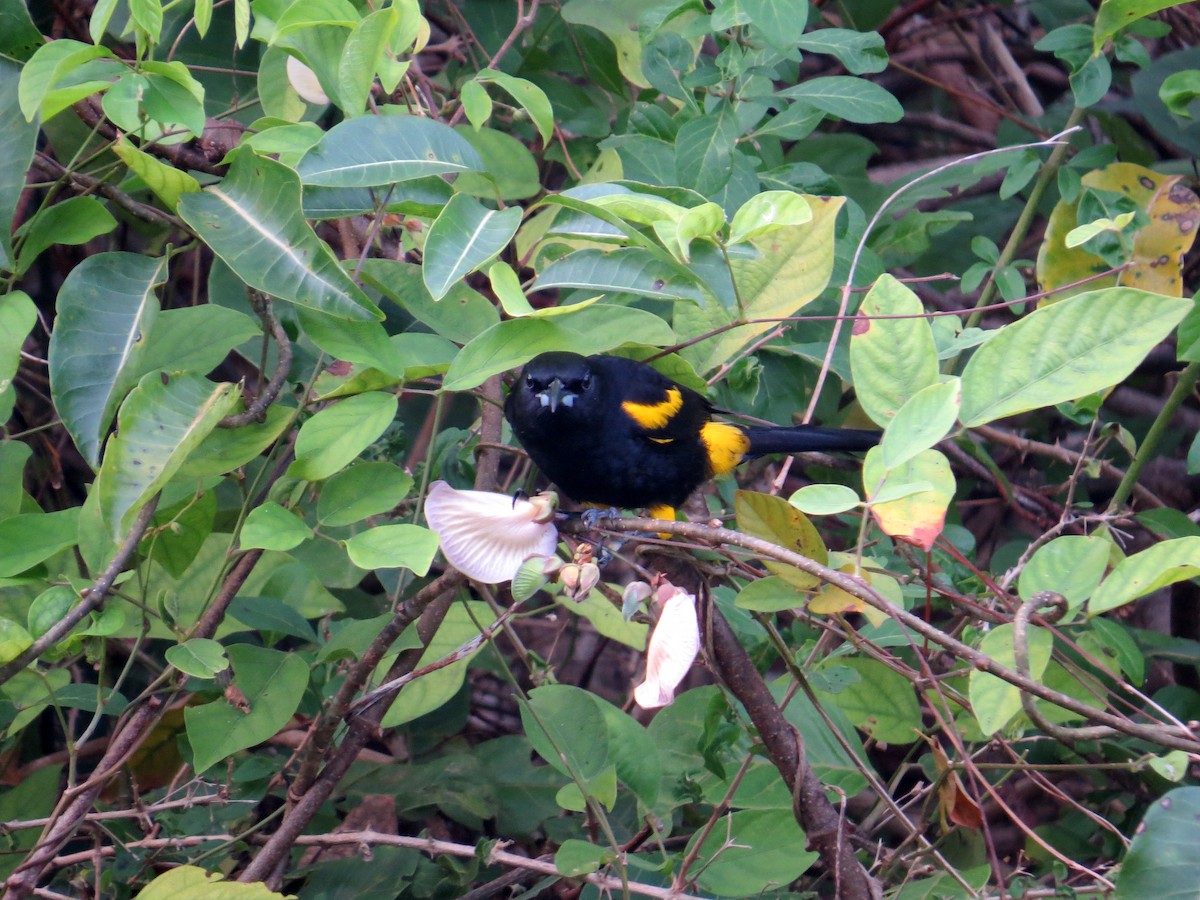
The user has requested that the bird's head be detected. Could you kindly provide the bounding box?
[509,351,597,422]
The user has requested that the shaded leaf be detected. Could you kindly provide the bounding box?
[96,373,240,539]
[178,149,380,321]
[48,252,166,467]
[295,114,482,187]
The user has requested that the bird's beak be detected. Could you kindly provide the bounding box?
[541,377,565,412]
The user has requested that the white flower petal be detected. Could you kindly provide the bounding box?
[286,56,330,106]
[424,481,559,583]
[634,591,700,709]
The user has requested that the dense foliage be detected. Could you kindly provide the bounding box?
[2,0,1200,897]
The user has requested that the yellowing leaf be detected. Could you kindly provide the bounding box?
[864,447,955,551]
[1037,162,1200,300]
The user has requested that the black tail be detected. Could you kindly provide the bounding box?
[742,424,880,458]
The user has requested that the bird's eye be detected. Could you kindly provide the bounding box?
[580,373,592,390]
[525,374,536,388]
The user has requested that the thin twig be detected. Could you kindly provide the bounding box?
[574,516,1200,754]
[0,498,160,686]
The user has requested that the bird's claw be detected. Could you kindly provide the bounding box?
[580,507,621,529]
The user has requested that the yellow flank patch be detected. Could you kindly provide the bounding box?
[622,387,683,431]
[648,504,675,520]
[701,422,750,475]
[649,437,674,445]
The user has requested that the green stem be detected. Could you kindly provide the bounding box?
[1107,359,1200,514]
[964,105,1087,332]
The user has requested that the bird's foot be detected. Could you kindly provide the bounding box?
[580,506,622,529]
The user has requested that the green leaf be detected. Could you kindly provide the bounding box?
[165,638,229,678]
[460,79,492,131]
[1161,70,1200,119]
[1148,750,1189,782]
[555,840,610,877]
[728,191,812,245]
[1090,537,1200,615]
[454,125,542,201]
[359,259,499,345]
[381,600,496,727]
[779,76,902,124]
[789,483,860,516]
[743,0,808,50]
[674,106,739,197]
[0,290,37,423]
[17,39,116,121]
[476,69,555,146]
[343,523,439,574]
[27,585,77,639]
[0,509,79,577]
[796,28,888,74]
[1094,0,1180,53]
[15,196,116,276]
[849,274,939,427]
[1069,53,1112,110]
[959,288,1191,426]
[296,307,404,376]
[879,378,961,469]
[736,575,805,612]
[129,0,163,40]
[227,597,318,643]
[177,149,381,321]
[295,114,482,187]
[594,697,661,806]
[48,252,166,467]
[1115,787,1200,899]
[824,657,921,744]
[676,195,844,373]
[735,490,828,589]
[111,138,200,210]
[422,194,522,300]
[969,623,1053,736]
[0,59,39,272]
[240,501,312,551]
[1019,535,1111,609]
[138,865,287,898]
[175,405,292,479]
[441,307,675,392]
[0,617,32,663]
[288,391,397,481]
[103,63,206,142]
[520,683,610,783]
[337,7,396,115]
[317,462,412,526]
[135,305,261,380]
[692,809,818,896]
[535,248,706,303]
[95,373,240,539]
[184,644,309,774]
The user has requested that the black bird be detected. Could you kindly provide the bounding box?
[504,351,879,520]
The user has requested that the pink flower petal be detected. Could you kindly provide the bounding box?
[424,481,558,583]
[634,590,700,709]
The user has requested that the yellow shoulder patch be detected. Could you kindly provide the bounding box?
[622,387,683,431]
[700,422,750,475]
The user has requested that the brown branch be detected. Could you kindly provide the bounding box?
[706,598,882,899]
[973,424,1165,508]
[52,831,707,900]
[4,699,164,898]
[237,574,463,885]
[579,516,1200,754]
[219,294,293,428]
[30,154,182,230]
